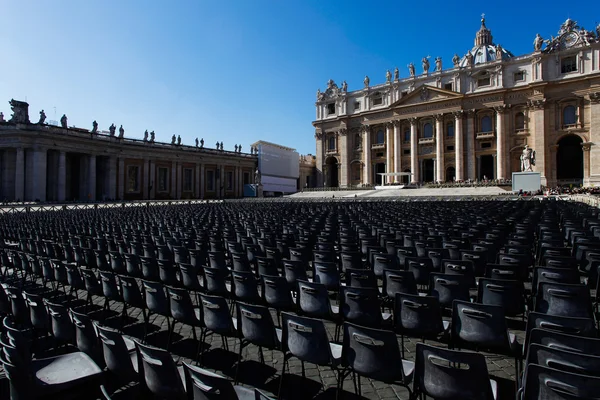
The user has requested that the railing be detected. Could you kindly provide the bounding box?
[418,137,435,144]
[371,143,385,150]
[301,185,374,192]
[476,131,495,139]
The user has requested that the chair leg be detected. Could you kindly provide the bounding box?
[235,339,244,384]
[167,319,176,350]
[277,356,287,400]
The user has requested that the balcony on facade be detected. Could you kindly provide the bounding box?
[326,148,338,155]
[418,137,435,145]
[476,131,496,140]
[371,143,386,150]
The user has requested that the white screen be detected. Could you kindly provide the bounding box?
[258,144,299,179]
[261,175,297,193]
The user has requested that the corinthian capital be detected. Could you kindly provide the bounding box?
[453,110,464,119]
[590,92,600,104]
[338,128,348,136]
[408,117,418,125]
[493,104,507,114]
[527,99,546,110]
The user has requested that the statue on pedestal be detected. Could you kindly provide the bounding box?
[8,99,30,124]
[118,125,124,138]
[172,134,177,145]
[363,75,370,88]
[91,120,98,134]
[386,70,391,83]
[254,168,261,185]
[200,138,204,148]
[195,137,199,147]
[215,141,219,149]
[234,144,239,152]
[466,52,474,67]
[60,114,68,128]
[495,44,504,61]
[143,130,148,142]
[341,80,347,92]
[422,56,430,74]
[452,54,460,67]
[238,144,242,153]
[435,57,442,72]
[520,144,536,172]
[0,112,4,122]
[150,131,155,143]
[220,142,223,151]
[38,110,46,124]
[109,124,116,136]
[394,66,399,81]
[177,135,181,145]
[408,63,415,77]
[533,33,543,51]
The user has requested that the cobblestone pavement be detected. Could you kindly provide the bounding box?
[0,275,522,400]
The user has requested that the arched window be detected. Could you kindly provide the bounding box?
[446,122,454,137]
[563,105,577,126]
[404,130,410,142]
[481,116,492,132]
[328,136,336,150]
[376,130,385,144]
[515,112,525,130]
[423,123,433,138]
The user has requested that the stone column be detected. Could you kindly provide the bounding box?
[588,92,600,185]
[492,154,498,179]
[57,151,66,202]
[338,129,348,187]
[32,148,47,202]
[219,165,225,198]
[385,122,393,179]
[149,160,156,199]
[528,99,547,185]
[143,159,149,199]
[176,163,182,199]
[200,163,205,198]
[315,131,324,187]
[195,163,201,198]
[108,156,117,200]
[477,155,481,180]
[435,114,444,182]
[88,154,96,201]
[466,110,476,180]
[170,161,177,199]
[547,145,559,187]
[118,158,125,200]
[494,105,506,180]
[454,111,464,181]
[583,143,593,186]
[363,125,372,184]
[393,120,401,183]
[15,147,24,201]
[410,118,419,183]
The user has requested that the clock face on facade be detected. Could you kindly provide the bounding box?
[561,31,579,48]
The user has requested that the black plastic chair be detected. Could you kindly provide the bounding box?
[519,363,600,399]
[231,270,261,304]
[198,293,239,365]
[182,361,260,400]
[413,343,498,400]
[429,273,470,309]
[167,286,204,353]
[134,339,186,400]
[345,268,378,289]
[141,280,172,344]
[525,343,600,379]
[260,275,295,323]
[394,292,450,358]
[202,266,231,297]
[313,261,340,292]
[527,327,600,357]
[477,278,525,317]
[339,286,389,328]
[296,280,341,338]
[339,322,414,397]
[279,312,342,398]
[524,312,597,351]
[45,299,74,346]
[535,282,593,318]
[95,323,138,384]
[70,308,102,365]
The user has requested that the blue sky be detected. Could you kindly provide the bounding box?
[1,1,598,155]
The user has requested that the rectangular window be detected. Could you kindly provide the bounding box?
[401,91,408,97]
[327,103,335,115]
[444,83,453,91]
[403,149,410,155]
[481,142,492,149]
[477,76,491,87]
[127,165,140,193]
[227,171,233,190]
[354,101,361,111]
[561,56,577,73]
[243,172,250,185]
[447,145,455,151]
[373,97,383,106]
[207,170,215,191]
[183,168,193,192]
[514,71,525,82]
[157,167,168,192]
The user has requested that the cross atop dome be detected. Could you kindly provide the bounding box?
[475,13,493,46]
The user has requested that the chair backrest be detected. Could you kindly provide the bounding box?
[345,268,377,289]
[536,282,592,318]
[312,261,340,291]
[202,266,230,296]
[528,328,600,357]
[477,278,525,317]
[414,343,495,400]
[158,259,180,286]
[231,270,260,302]
[521,364,600,399]
[394,292,444,337]
[532,267,580,295]
[373,253,399,277]
[282,259,308,286]
[95,323,137,380]
[142,280,170,316]
[70,309,101,363]
[296,280,333,319]
[4,286,29,326]
[178,263,202,291]
[406,257,435,285]
[342,322,406,383]
[526,343,600,377]
[430,273,470,308]
[340,286,382,328]
[118,274,145,308]
[199,294,235,335]
[524,312,597,350]
[135,340,186,399]
[23,291,48,331]
[383,269,418,298]
[44,299,74,344]
[261,275,294,310]
[81,268,102,294]
[167,286,198,324]
[451,300,510,352]
[99,271,121,300]
[182,362,239,399]
[236,302,279,349]
[281,312,333,366]
[442,259,476,287]
[140,256,160,281]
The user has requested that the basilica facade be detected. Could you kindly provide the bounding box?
[313,18,600,188]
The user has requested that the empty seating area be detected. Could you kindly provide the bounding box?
[0,199,599,399]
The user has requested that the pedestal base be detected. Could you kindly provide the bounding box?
[512,171,541,192]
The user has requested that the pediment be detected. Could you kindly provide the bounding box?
[391,85,462,107]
